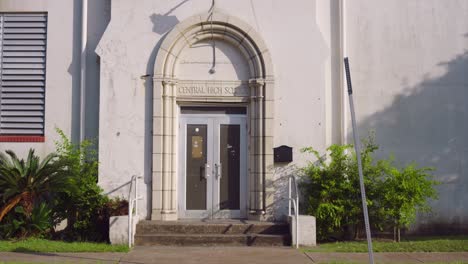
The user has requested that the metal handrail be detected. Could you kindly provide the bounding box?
[128,175,143,247]
[287,175,299,248]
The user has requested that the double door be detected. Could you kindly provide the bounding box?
[178,113,247,219]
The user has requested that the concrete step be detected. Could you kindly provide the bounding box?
[134,220,291,246]
[134,233,291,246]
[136,220,289,235]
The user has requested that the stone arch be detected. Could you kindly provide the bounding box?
[153,11,273,80]
[151,10,275,221]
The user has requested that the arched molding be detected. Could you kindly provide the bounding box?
[151,10,275,221]
[153,11,273,80]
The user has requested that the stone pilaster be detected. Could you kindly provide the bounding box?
[151,78,164,220]
[152,79,178,221]
[248,79,268,220]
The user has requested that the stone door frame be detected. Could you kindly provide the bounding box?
[151,10,275,221]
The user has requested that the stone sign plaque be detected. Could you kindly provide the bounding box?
[176,80,249,97]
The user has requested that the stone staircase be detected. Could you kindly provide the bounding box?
[135,220,291,246]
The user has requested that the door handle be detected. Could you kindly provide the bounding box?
[215,163,222,179]
[204,164,210,179]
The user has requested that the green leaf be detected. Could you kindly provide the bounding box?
[14,206,25,214]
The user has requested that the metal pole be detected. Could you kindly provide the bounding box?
[211,166,214,220]
[128,189,132,247]
[134,176,138,216]
[344,57,375,264]
[293,199,298,249]
[288,177,292,216]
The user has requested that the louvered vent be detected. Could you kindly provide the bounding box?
[0,13,47,135]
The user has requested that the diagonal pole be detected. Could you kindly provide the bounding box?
[344,57,375,264]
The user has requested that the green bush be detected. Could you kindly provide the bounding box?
[0,130,111,242]
[301,135,438,241]
[379,157,439,241]
[53,128,109,242]
[105,197,129,216]
[0,203,52,239]
[0,149,72,239]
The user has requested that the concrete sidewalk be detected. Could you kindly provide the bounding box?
[0,247,468,263]
[304,252,468,263]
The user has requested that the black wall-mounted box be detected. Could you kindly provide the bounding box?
[274,145,293,163]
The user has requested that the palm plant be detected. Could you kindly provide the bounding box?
[0,149,73,222]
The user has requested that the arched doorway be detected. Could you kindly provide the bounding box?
[151,11,275,221]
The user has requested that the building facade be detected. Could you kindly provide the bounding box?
[0,0,467,233]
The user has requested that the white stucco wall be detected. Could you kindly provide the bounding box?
[0,0,76,157]
[96,0,331,219]
[344,0,468,233]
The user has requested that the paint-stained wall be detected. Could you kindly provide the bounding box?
[2,0,467,232]
[344,0,468,233]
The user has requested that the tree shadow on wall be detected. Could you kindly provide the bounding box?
[351,49,468,234]
[265,164,309,222]
[150,14,179,36]
[150,0,190,35]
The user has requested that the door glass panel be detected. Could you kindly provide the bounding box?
[186,124,207,210]
[219,124,240,210]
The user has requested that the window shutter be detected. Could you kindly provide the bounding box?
[0,13,47,135]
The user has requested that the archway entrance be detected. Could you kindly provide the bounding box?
[151,11,275,221]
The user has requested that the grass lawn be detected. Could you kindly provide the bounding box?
[0,238,129,253]
[304,236,468,253]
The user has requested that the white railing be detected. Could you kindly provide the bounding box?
[128,175,143,247]
[285,175,299,248]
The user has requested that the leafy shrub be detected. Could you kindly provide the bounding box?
[0,149,72,239]
[105,197,129,217]
[379,157,438,241]
[0,130,111,242]
[53,128,109,242]
[301,135,438,241]
[84,197,130,243]
[0,203,52,239]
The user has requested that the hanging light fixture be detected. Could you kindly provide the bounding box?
[208,0,216,74]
